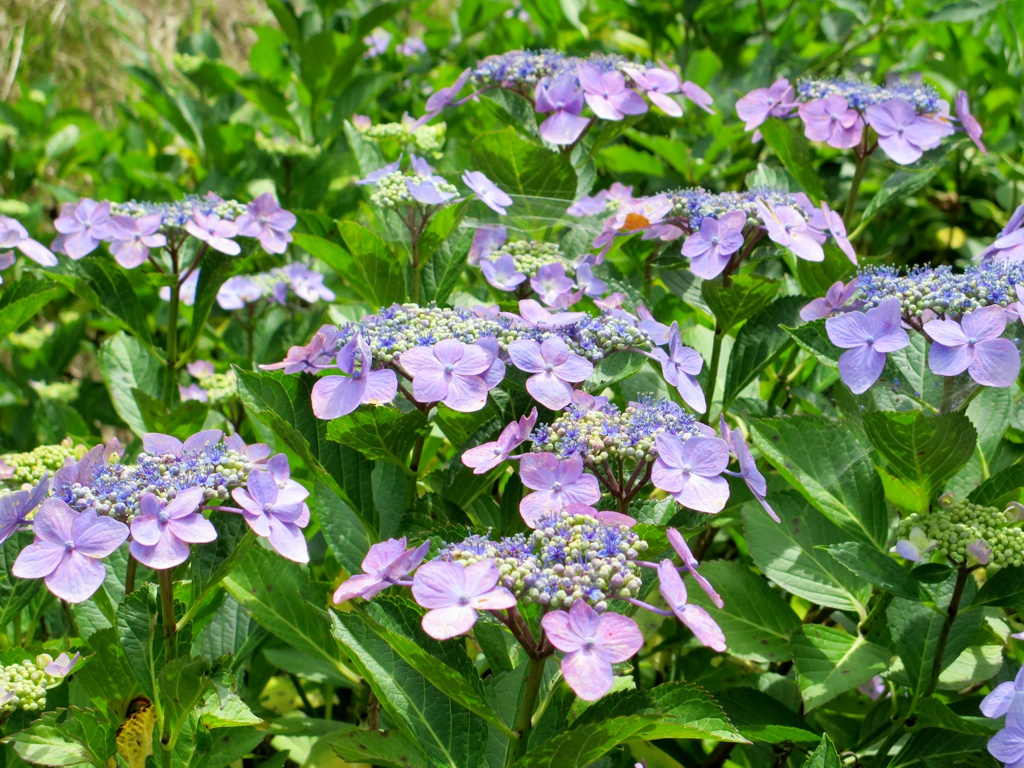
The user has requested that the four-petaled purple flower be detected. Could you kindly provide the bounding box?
[0,216,58,267]
[630,66,684,117]
[480,255,527,291]
[757,201,824,262]
[955,91,986,154]
[462,171,513,215]
[681,211,746,279]
[400,339,501,412]
[333,537,430,603]
[422,69,471,120]
[800,279,859,321]
[311,335,398,419]
[651,434,731,513]
[531,263,577,308]
[864,98,944,165]
[53,199,111,259]
[541,598,643,701]
[981,665,1024,718]
[236,193,297,254]
[736,77,794,136]
[924,305,1021,388]
[231,469,311,563]
[519,453,601,527]
[825,298,909,394]
[105,214,166,269]
[651,322,705,413]
[0,475,49,545]
[411,559,516,640]
[44,652,80,678]
[462,408,538,474]
[578,63,648,121]
[186,208,241,256]
[657,560,726,651]
[535,75,590,146]
[406,178,458,205]
[468,225,507,265]
[798,95,862,149]
[507,336,593,409]
[128,487,217,570]
[12,499,129,603]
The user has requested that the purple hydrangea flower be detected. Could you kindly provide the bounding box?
[507,336,593,409]
[128,487,216,569]
[578,63,648,121]
[105,214,166,269]
[469,225,508,265]
[800,279,859,321]
[864,98,944,165]
[0,475,49,545]
[981,665,1024,718]
[825,298,909,394]
[260,325,340,374]
[666,527,723,608]
[798,95,862,149]
[535,74,591,146]
[333,537,430,603]
[756,201,824,262]
[519,453,601,527]
[637,304,670,345]
[186,208,240,256]
[179,383,208,403]
[236,193,296,255]
[651,322,705,413]
[406,178,458,205]
[541,598,643,701]
[143,429,223,458]
[231,469,310,563]
[44,652,80,678]
[52,199,111,259]
[397,36,427,57]
[311,335,398,419]
[400,339,501,412]
[575,263,606,298]
[924,305,1021,387]
[411,559,516,639]
[955,91,986,154]
[461,408,538,474]
[657,560,726,651]
[720,417,778,522]
[736,77,794,136]
[816,202,857,264]
[651,434,730,513]
[480,255,527,291]
[0,216,58,267]
[531,263,577,308]
[681,81,715,114]
[12,500,129,603]
[462,171,513,215]
[681,211,746,279]
[987,689,1024,766]
[216,275,263,309]
[568,190,610,217]
[362,28,391,58]
[981,205,1024,262]
[224,433,271,465]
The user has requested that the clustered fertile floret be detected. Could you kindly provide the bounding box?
[795,76,944,113]
[352,115,447,156]
[110,195,248,230]
[486,241,572,279]
[471,50,629,88]
[669,185,804,229]
[0,440,84,493]
[895,496,1024,567]
[179,361,238,405]
[0,653,78,713]
[856,261,1024,318]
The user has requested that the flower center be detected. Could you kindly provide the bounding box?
[681,464,692,473]
[263,502,274,513]
[64,540,75,552]
[444,364,455,373]
[158,511,170,523]
[551,481,562,491]
[544,363,554,372]
[582,638,596,652]
[865,335,875,344]
[458,594,472,606]
[710,236,720,245]
[968,337,978,346]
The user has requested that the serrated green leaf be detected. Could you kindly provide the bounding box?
[783,319,840,369]
[470,127,577,201]
[0,277,62,339]
[791,625,891,710]
[820,542,924,600]
[973,566,1024,608]
[713,689,820,745]
[157,656,211,746]
[969,460,1024,506]
[861,164,943,224]
[337,220,407,307]
[7,707,118,766]
[325,728,430,768]
[326,408,428,467]
[99,332,164,437]
[51,257,154,347]
[0,529,43,626]
[886,728,990,767]
[190,513,254,606]
[759,119,825,202]
[863,411,977,495]
[801,734,841,768]
[701,274,780,332]
[585,351,647,390]
[724,295,804,405]
[513,715,661,768]
[116,587,163,700]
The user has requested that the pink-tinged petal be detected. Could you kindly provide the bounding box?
[969,339,1021,387]
[585,93,624,121]
[30,499,76,546]
[246,468,280,507]
[648,90,682,116]
[561,650,614,701]
[12,543,65,579]
[825,311,872,349]
[46,551,105,603]
[519,492,557,527]
[413,560,463,609]
[333,573,385,603]
[980,681,1017,718]
[923,318,968,347]
[442,374,489,412]
[422,605,478,639]
[362,538,407,574]
[17,238,58,267]
[675,374,706,414]
[183,429,223,453]
[130,530,191,570]
[461,559,500,595]
[143,433,184,456]
[838,345,886,394]
[165,487,205,519]
[267,519,309,563]
[682,437,730,475]
[653,433,687,469]
[788,232,825,262]
[1006,692,1024,732]
[592,613,643,663]
[553,355,594,383]
[399,346,441,376]
[674,474,730,513]
[388,541,431,580]
[230,488,262,519]
[961,305,1008,341]
[518,453,560,491]
[507,340,546,373]
[363,369,398,404]
[130,514,162,547]
[170,514,217,544]
[877,135,922,165]
[431,338,466,367]
[472,587,517,611]
[679,604,727,652]
[526,372,575,409]
[594,511,636,527]
[451,344,493,376]
[928,342,973,377]
[560,476,602,508]
[72,513,129,558]
[651,460,684,494]
[241,506,272,537]
[539,111,591,146]
[312,376,365,419]
[540,610,584,653]
[800,297,836,321]
[412,370,450,404]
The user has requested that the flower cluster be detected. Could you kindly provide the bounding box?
[737,75,984,162]
[352,114,447,156]
[0,653,78,714]
[894,496,1023,567]
[216,262,335,310]
[855,262,1024,318]
[178,360,238,405]
[332,515,726,701]
[472,237,608,307]
[358,155,512,215]
[418,50,713,146]
[0,439,87,492]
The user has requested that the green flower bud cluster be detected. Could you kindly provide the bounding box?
[254,133,322,159]
[360,121,447,155]
[0,656,67,714]
[369,172,458,209]
[196,371,238,405]
[898,497,1024,567]
[29,380,81,403]
[491,241,573,279]
[0,440,82,492]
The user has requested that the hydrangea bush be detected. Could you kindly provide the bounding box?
[0,2,1023,767]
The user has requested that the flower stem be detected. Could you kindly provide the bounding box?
[939,375,956,415]
[925,565,970,697]
[124,555,138,595]
[843,148,872,224]
[505,654,546,768]
[157,568,178,661]
[702,326,724,424]
[163,280,180,408]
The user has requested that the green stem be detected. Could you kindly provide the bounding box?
[939,375,956,415]
[163,280,180,408]
[158,569,178,661]
[702,327,724,424]
[925,566,970,697]
[506,655,546,768]
[843,149,872,224]
[405,438,425,511]
[125,555,138,595]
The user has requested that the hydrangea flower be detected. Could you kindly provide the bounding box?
[651,434,730,513]
[0,475,49,545]
[651,323,705,413]
[735,77,794,135]
[186,209,241,255]
[825,298,909,394]
[666,527,723,608]
[720,418,778,522]
[987,694,1024,767]
[798,94,862,149]
[756,201,824,262]
[400,339,500,412]
[657,560,726,651]
[128,488,217,569]
[480,255,527,291]
[462,409,538,474]
[53,199,111,259]
[411,559,516,639]
[531,263,577,308]
[981,665,1024,718]
[235,193,296,254]
[535,74,590,145]
[0,216,58,268]
[924,305,1021,387]
[12,500,129,603]
[507,336,593,409]
[105,214,166,269]
[864,99,944,165]
[800,279,859,321]
[541,598,643,701]
[579,63,648,121]
[406,178,458,205]
[231,469,310,563]
[311,335,398,419]
[462,171,513,215]
[955,91,986,154]
[681,211,746,279]
[333,538,430,603]
[519,453,601,527]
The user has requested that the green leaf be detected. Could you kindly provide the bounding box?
[863,411,977,495]
[585,352,647,391]
[336,221,407,307]
[419,204,470,305]
[910,698,998,736]
[470,127,577,201]
[157,656,212,747]
[973,566,1024,608]
[132,388,209,438]
[861,164,943,224]
[743,494,872,613]
[700,274,780,332]
[801,734,842,768]
[820,542,924,600]
[886,728,990,767]
[329,612,489,768]
[514,716,663,768]
[99,332,164,437]
[51,257,154,348]
[686,560,802,662]
[186,250,245,351]
[723,296,804,405]
[750,415,890,549]
[315,478,373,573]
[236,78,301,136]
[783,319,840,369]
[325,729,430,768]
[0,530,43,626]
[116,587,163,700]
[0,277,61,339]
[758,119,825,202]
[713,689,820,745]
[790,625,891,710]
[327,408,428,467]
[190,513,254,606]
[72,628,140,719]
[7,707,118,766]
[969,460,1024,507]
